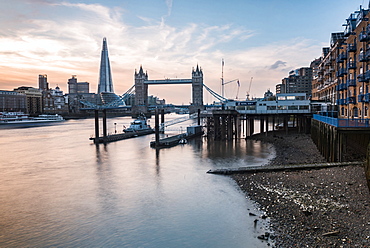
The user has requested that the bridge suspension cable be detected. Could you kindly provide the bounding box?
[203,84,228,103]
[159,113,198,131]
[80,84,135,109]
[103,85,135,108]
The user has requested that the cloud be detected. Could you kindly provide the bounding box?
[269,60,287,70]
[166,0,173,16]
[0,1,322,103]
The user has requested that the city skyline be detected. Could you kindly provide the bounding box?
[0,0,367,104]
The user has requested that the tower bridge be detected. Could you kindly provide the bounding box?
[132,65,204,116]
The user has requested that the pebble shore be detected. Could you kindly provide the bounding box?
[232,130,370,247]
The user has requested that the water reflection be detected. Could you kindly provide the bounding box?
[95,144,109,165]
[155,148,161,176]
[0,117,273,248]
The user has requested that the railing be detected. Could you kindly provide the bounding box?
[313,114,370,128]
[358,73,368,82]
[337,83,347,91]
[336,67,347,77]
[347,61,356,69]
[336,99,347,105]
[359,31,369,42]
[359,53,368,62]
[336,52,347,63]
[366,93,370,102]
[347,96,356,104]
[358,94,366,102]
[347,79,356,87]
[347,43,357,52]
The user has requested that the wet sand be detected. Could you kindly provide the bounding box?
[232,130,370,247]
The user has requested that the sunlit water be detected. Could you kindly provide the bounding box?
[0,114,275,247]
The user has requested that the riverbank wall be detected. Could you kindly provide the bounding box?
[311,118,370,162]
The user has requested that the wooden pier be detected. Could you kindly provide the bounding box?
[150,125,203,148]
[90,129,154,144]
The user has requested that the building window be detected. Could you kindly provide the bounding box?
[353,107,359,117]
[365,106,368,117]
[341,107,345,116]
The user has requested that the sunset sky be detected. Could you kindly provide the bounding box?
[0,0,367,104]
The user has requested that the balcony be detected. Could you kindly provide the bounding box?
[347,61,357,69]
[324,60,332,67]
[366,70,370,80]
[359,53,368,62]
[347,96,356,104]
[358,94,366,102]
[336,52,348,63]
[347,78,356,87]
[359,31,370,42]
[359,93,370,103]
[337,83,347,91]
[337,99,347,105]
[366,93,370,102]
[358,73,368,82]
[336,67,347,77]
[347,43,357,52]
[367,24,370,36]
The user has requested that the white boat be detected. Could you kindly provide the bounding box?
[124,116,153,133]
[0,112,64,128]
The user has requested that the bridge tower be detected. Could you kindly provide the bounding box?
[190,65,204,113]
[132,65,149,116]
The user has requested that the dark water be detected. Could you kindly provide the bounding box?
[0,114,275,247]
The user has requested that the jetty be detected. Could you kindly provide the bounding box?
[90,129,154,144]
[150,125,203,148]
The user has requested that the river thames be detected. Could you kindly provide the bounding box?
[0,114,275,247]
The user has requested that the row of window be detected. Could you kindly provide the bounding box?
[236,105,310,111]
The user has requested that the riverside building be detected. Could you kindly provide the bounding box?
[276,67,313,97]
[313,5,370,119]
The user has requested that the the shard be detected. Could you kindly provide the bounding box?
[97,37,114,94]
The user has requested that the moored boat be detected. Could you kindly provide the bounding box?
[124,116,153,133]
[0,112,64,128]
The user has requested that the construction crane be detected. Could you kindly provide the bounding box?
[220,59,240,99]
[223,79,240,99]
[246,77,253,100]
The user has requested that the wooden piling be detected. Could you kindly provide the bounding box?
[94,109,99,144]
[155,109,160,147]
[260,116,264,134]
[265,116,269,136]
[102,109,107,141]
[197,109,201,126]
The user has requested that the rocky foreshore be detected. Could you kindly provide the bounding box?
[232,130,370,247]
